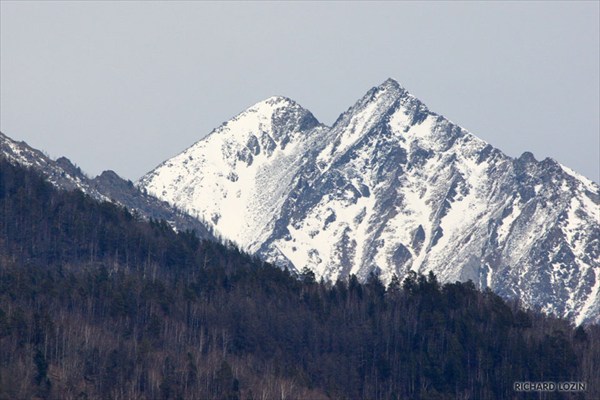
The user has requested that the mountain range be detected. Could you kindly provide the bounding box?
[138,79,599,324]
[1,79,598,324]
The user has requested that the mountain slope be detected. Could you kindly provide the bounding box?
[0,132,214,239]
[140,79,599,324]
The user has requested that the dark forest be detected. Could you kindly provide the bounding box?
[0,159,598,399]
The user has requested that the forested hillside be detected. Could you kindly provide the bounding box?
[0,159,598,399]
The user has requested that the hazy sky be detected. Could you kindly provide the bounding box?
[1,1,599,182]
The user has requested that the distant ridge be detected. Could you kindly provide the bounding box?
[0,132,215,239]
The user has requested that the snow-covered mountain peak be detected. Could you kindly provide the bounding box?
[203,95,322,147]
[372,78,413,99]
[335,79,430,134]
[379,77,403,88]
[241,96,303,123]
[139,95,329,250]
[315,79,431,172]
[355,78,408,106]
[251,95,301,109]
[139,81,600,324]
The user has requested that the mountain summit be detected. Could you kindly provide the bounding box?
[139,79,600,324]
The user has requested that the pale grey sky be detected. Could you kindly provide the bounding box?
[1,1,598,182]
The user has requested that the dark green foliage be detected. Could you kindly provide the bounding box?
[0,159,598,399]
